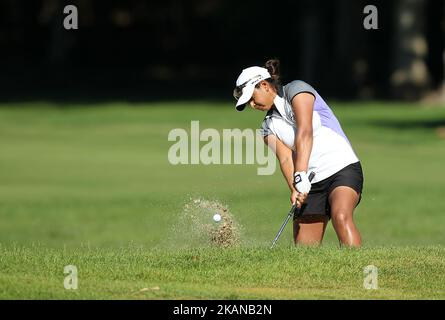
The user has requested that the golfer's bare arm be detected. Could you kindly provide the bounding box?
[264,135,295,192]
[291,93,314,172]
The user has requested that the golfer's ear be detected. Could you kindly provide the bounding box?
[260,80,269,90]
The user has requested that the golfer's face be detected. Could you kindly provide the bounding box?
[249,82,274,111]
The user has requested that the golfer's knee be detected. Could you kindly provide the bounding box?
[331,209,352,225]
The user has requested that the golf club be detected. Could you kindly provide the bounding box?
[270,171,316,248]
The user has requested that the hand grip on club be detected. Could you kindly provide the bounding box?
[293,171,315,210]
[270,171,315,249]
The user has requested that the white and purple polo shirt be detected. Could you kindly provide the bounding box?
[260,80,359,183]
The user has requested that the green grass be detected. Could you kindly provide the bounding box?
[0,101,444,299]
[1,245,444,299]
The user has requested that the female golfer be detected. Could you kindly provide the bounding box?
[233,59,364,247]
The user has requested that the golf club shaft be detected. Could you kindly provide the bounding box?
[270,171,315,248]
[270,204,296,248]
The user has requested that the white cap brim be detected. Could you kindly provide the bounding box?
[235,85,255,111]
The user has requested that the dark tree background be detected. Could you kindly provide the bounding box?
[0,0,443,102]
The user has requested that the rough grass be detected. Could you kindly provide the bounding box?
[0,244,443,299]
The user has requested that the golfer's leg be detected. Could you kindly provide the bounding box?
[329,186,361,247]
[293,215,329,246]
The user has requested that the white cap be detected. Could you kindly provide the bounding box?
[234,66,271,111]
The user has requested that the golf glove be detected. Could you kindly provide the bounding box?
[293,171,312,194]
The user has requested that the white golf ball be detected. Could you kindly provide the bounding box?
[213,213,221,222]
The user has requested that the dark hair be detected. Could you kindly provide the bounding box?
[263,59,281,90]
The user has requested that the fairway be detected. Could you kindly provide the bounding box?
[0,101,444,299]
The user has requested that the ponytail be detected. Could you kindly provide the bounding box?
[264,59,281,90]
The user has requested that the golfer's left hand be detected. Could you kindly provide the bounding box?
[293,171,312,194]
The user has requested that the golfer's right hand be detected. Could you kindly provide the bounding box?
[290,189,301,207]
[291,189,307,208]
